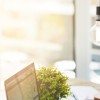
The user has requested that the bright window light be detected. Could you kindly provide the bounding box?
[0,51,28,62]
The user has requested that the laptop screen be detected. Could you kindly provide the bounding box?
[4,63,39,100]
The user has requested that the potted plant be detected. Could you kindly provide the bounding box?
[36,66,71,100]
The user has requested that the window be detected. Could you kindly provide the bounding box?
[0,0,74,68]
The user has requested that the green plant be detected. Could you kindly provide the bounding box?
[36,67,71,100]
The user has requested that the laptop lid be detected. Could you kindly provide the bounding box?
[4,63,40,100]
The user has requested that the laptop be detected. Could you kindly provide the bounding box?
[4,63,40,100]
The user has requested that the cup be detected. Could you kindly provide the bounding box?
[94,93,100,100]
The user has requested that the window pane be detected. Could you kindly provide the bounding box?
[0,0,75,81]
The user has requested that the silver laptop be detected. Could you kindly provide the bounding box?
[4,63,40,100]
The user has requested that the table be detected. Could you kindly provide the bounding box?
[1,78,100,100]
[68,78,100,92]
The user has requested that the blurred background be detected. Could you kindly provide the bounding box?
[0,0,100,84]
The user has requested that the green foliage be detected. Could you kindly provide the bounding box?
[36,67,71,100]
